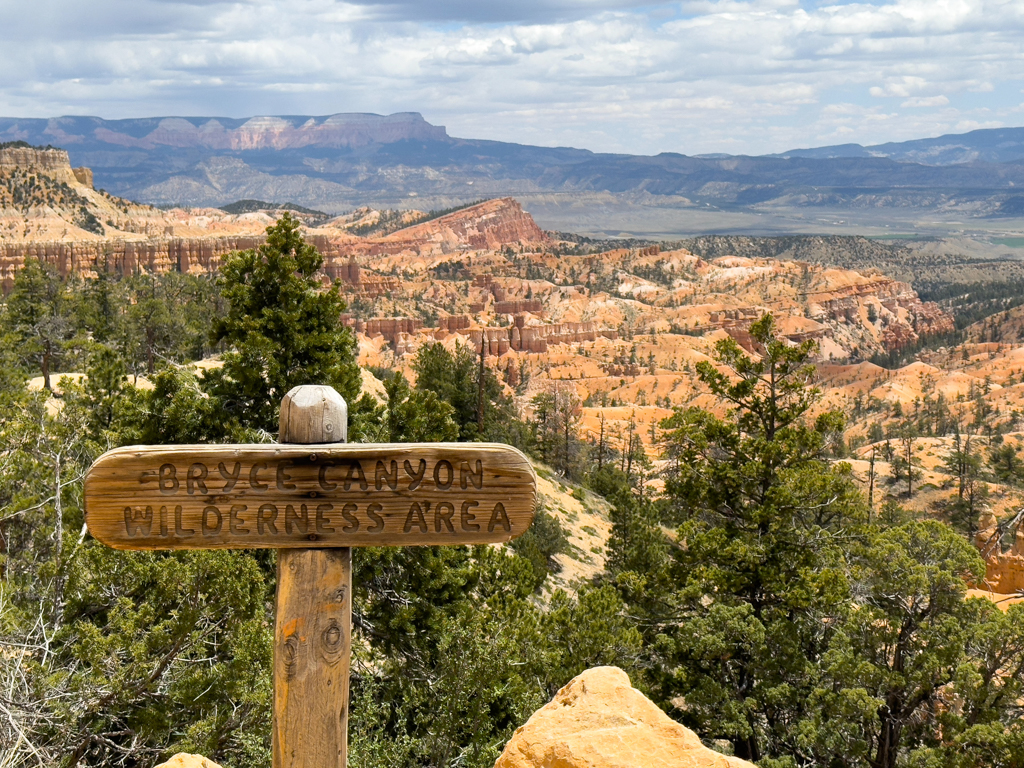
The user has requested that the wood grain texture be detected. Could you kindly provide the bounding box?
[274,547,352,768]
[84,443,536,549]
[276,384,351,768]
[279,385,348,444]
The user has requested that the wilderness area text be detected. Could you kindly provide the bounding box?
[83,443,537,549]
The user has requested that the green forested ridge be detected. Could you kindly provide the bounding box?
[2,218,1024,768]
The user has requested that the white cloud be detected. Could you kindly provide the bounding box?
[0,0,1023,154]
[870,77,930,98]
[902,95,950,107]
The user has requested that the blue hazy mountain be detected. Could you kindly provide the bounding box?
[3,113,1024,216]
[778,128,1024,165]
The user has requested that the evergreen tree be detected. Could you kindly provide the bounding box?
[6,257,78,389]
[126,273,176,375]
[650,314,867,761]
[530,387,584,478]
[207,213,360,433]
[990,441,1024,486]
[81,258,125,345]
[807,522,1005,768]
[413,341,499,440]
[354,372,458,443]
[944,430,986,534]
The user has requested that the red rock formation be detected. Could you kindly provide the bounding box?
[473,276,544,315]
[808,276,953,348]
[494,299,544,315]
[910,299,955,338]
[975,511,1024,593]
[0,236,267,290]
[466,327,511,357]
[327,255,362,285]
[511,321,617,353]
[473,274,496,290]
[352,317,422,343]
[437,315,473,333]
[0,146,79,184]
[334,198,548,259]
[387,198,546,251]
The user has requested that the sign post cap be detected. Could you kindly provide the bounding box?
[279,385,348,444]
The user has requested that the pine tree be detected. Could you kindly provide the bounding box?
[651,314,867,761]
[6,257,76,389]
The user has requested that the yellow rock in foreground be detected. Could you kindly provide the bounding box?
[154,754,222,768]
[494,666,754,768]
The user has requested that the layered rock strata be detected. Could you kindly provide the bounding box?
[429,318,617,355]
[335,198,548,259]
[0,236,266,288]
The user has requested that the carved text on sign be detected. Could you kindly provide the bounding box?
[85,443,536,549]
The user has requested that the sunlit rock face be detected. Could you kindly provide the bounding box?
[494,666,755,768]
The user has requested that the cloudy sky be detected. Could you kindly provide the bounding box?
[2,0,1022,155]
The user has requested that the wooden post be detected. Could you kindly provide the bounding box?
[84,384,537,767]
[274,385,351,768]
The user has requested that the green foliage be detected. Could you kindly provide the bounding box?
[0,165,93,213]
[600,313,1024,768]
[804,522,987,768]
[121,270,224,375]
[410,340,537,454]
[942,431,986,534]
[58,548,274,766]
[990,441,1024,486]
[509,507,569,588]
[350,539,640,768]
[0,353,275,767]
[0,217,636,767]
[135,365,245,444]
[6,257,80,389]
[353,372,458,443]
[11,222,1024,768]
[412,341,491,440]
[651,316,865,762]
[530,388,584,479]
[207,213,360,433]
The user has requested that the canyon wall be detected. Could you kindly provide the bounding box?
[430,317,617,355]
[0,236,268,290]
[807,275,954,345]
[0,146,79,183]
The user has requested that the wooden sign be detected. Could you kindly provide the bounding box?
[85,384,539,768]
[85,442,536,550]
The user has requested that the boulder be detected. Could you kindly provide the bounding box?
[494,666,754,768]
[154,755,222,768]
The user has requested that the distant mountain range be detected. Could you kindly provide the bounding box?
[775,128,1024,165]
[4,113,1024,223]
